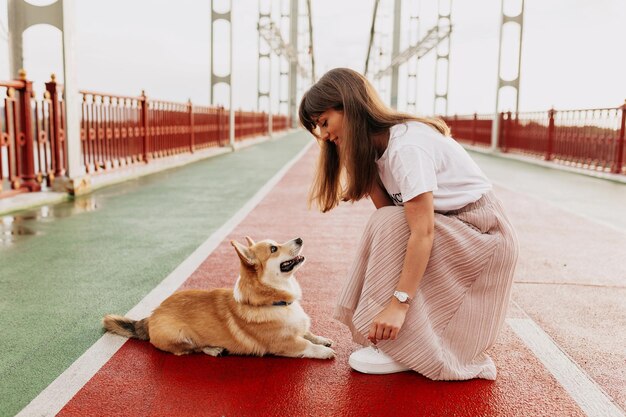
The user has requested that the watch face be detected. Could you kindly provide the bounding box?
[395,291,408,302]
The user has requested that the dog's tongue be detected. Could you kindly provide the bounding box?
[280,255,305,271]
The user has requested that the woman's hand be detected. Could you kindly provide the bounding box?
[368,299,409,344]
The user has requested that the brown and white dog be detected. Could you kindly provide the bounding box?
[103,237,335,360]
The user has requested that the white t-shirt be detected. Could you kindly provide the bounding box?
[376,121,492,212]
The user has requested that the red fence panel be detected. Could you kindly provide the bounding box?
[501,111,548,157]
[509,107,625,173]
[552,107,624,173]
[193,106,223,149]
[80,91,145,173]
[271,114,290,132]
[441,113,492,146]
[149,100,190,158]
[1,74,64,197]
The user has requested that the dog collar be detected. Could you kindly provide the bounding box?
[272,301,292,306]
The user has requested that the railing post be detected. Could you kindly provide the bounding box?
[613,100,626,174]
[16,70,41,191]
[472,112,477,145]
[262,111,267,136]
[229,106,235,150]
[499,112,507,152]
[188,99,194,153]
[506,111,513,152]
[140,90,150,162]
[454,114,458,136]
[545,108,555,161]
[45,74,66,178]
[218,106,224,147]
[3,87,19,191]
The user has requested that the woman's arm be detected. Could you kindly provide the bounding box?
[368,191,435,344]
[369,178,395,209]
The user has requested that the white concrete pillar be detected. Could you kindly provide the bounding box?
[7,0,86,193]
[59,0,83,181]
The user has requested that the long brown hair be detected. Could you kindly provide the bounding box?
[299,67,450,212]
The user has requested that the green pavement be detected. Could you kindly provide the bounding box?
[0,133,309,417]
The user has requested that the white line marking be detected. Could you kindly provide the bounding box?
[16,139,314,417]
[507,318,625,417]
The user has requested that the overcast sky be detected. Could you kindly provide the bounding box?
[0,0,624,115]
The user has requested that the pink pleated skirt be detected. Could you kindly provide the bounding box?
[334,191,519,380]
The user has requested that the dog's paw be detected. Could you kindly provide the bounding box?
[320,337,334,347]
[312,336,334,347]
[307,333,334,347]
[202,346,225,357]
[318,346,336,360]
[306,344,335,360]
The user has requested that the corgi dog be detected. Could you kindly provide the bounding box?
[103,237,335,360]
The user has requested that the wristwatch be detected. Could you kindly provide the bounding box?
[393,290,412,305]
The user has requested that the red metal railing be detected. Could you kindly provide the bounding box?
[442,113,493,147]
[1,72,65,197]
[443,103,626,175]
[1,73,292,198]
[79,90,290,174]
[80,91,145,173]
[235,110,265,139]
[272,113,291,132]
[193,105,229,150]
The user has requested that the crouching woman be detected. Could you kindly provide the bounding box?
[298,67,519,380]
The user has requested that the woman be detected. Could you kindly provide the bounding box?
[298,68,518,381]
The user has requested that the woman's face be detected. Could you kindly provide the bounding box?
[315,109,344,147]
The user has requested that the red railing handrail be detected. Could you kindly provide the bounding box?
[79,90,144,101]
[515,105,623,114]
[0,80,26,89]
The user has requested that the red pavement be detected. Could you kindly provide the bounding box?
[59,148,588,416]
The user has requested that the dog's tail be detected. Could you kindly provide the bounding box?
[102,315,150,341]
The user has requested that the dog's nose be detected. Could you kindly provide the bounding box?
[295,238,302,245]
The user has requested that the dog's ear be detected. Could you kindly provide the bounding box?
[231,240,256,267]
[244,236,255,247]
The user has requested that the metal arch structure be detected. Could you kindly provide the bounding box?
[7,0,82,182]
[389,0,401,108]
[305,0,315,83]
[433,0,452,115]
[406,0,421,115]
[257,19,304,77]
[257,0,314,128]
[490,0,525,149]
[210,0,235,148]
[373,25,451,80]
[287,0,298,127]
[365,0,452,113]
[296,0,315,101]
[257,1,273,136]
[279,1,290,118]
[363,0,381,77]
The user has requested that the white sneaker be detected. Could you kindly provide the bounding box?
[348,346,411,374]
